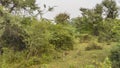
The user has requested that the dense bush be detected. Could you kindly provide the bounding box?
[0,9,27,51]
[98,19,120,43]
[1,24,27,51]
[109,44,120,68]
[49,24,75,50]
[25,20,55,57]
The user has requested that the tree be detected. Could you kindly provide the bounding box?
[98,19,115,42]
[76,0,118,36]
[55,13,70,24]
[79,4,103,36]
[102,0,118,19]
[0,13,28,51]
[0,0,38,13]
[0,0,39,51]
[0,0,55,52]
[0,6,28,51]
[94,4,103,17]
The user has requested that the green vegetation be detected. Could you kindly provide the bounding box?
[85,42,103,51]
[0,0,120,68]
[109,44,120,68]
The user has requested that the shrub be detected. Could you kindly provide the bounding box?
[25,21,55,57]
[85,42,103,51]
[49,24,75,50]
[1,24,27,51]
[109,44,120,68]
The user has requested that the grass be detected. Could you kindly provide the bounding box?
[38,39,117,68]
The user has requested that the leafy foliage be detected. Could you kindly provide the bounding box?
[1,24,27,51]
[109,44,120,68]
[25,20,54,57]
[0,0,120,67]
[102,0,118,19]
[0,0,38,13]
[55,13,70,24]
[49,24,75,50]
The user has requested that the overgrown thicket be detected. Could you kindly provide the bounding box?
[0,0,120,68]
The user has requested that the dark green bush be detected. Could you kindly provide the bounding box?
[109,44,120,68]
[1,23,27,51]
